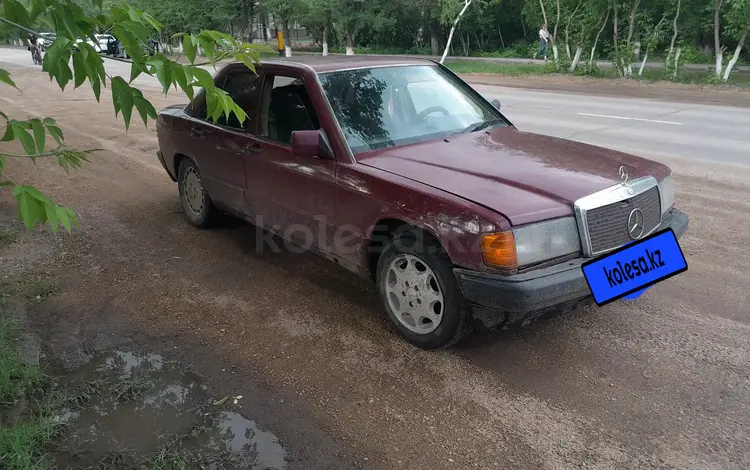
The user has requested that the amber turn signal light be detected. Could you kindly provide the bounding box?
[480,232,518,269]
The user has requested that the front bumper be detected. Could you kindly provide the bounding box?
[455,207,689,330]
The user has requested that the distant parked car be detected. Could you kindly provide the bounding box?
[155,56,689,349]
[94,34,115,53]
[39,32,56,48]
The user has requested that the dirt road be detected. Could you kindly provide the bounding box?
[2,60,750,470]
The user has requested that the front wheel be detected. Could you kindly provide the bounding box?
[376,231,474,349]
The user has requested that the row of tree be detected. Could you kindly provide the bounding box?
[0,0,736,80]
[111,0,749,80]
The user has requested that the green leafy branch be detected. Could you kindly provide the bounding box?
[0,0,266,233]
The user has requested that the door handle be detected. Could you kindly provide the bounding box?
[244,142,263,154]
[188,127,205,138]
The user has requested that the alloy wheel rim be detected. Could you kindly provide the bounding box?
[183,167,204,215]
[384,254,445,335]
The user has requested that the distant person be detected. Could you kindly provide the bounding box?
[538,24,550,61]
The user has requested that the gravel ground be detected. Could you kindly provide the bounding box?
[1,61,749,470]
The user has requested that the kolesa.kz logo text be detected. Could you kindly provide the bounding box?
[603,248,666,287]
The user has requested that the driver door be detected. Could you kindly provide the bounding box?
[241,69,338,254]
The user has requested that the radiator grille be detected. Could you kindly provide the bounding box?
[585,186,661,254]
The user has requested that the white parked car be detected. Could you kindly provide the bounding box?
[75,34,114,53]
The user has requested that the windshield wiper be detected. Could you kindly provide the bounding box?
[461,118,505,134]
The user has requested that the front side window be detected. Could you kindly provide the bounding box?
[318,65,507,154]
[258,74,320,145]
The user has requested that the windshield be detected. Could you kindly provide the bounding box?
[318,65,508,154]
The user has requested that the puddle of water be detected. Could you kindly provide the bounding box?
[54,350,287,469]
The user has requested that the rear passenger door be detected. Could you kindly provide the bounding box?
[242,70,338,253]
[182,67,261,215]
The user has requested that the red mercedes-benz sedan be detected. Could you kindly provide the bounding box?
[156,56,688,349]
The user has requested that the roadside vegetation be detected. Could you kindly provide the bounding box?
[0,291,61,470]
[443,59,750,87]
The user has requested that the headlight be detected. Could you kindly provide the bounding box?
[481,217,581,269]
[658,175,675,214]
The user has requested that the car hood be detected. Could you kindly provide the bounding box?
[358,126,670,226]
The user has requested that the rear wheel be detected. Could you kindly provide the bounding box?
[177,159,218,228]
[376,231,474,349]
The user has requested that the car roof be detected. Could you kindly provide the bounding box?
[248,55,439,74]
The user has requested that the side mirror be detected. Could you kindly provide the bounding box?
[291,129,334,160]
[491,99,502,110]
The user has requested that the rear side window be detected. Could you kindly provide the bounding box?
[187,69,260,130]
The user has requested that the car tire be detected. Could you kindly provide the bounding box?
[177,158,218,228]
[376,230,474,350]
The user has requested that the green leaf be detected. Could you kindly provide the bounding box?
[111,77,134,129]
[182,35,197,64]
[72,49,88,89]
[46,124,64,146]
[45,203,59,233]
[147,55,172,94]
[30,119,46,153]
[13,187,47,231]
[197,35,216,64]
[191,67,214,89]
[52,4,80,40]
[133,95,157,127]
[11,124,36,155]
[1,122,13,142]
[142,12,163,32]
[57,206,75,232]
[129,62,143,83]
[180,67,194,101]
[42,37,73,90]
[2,0,31,27]
[0,69,19,91]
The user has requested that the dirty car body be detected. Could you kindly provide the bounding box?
[155,56,689,349]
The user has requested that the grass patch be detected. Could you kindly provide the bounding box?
[445,59,750,88]
[110,374,153,403]
[25,280,60,302]
[0,229,17,247]
[146,445,191,470]
[444,60,556,76]
[0,314,62,470]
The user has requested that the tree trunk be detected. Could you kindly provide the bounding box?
[570,46,582,71]
[552,0,561,63]
[714,0,723,77]
[283,21,292,57]
[264,14,271,42]
[627,0,641,46]
[497,26,505,48]
[638,51,648,75]
[668,0,681,66]
[440,0,473,64]
[674,47,681,78]
[613,0,623,76]
[589,8,610,66]
[346,32,355,55]
[723,24,750,81]
[322,24,329,56]
[564,1,581,60]
[430,20,440,55]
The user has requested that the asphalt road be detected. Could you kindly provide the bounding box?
[2,47,747,166]
[2,47,750,470]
